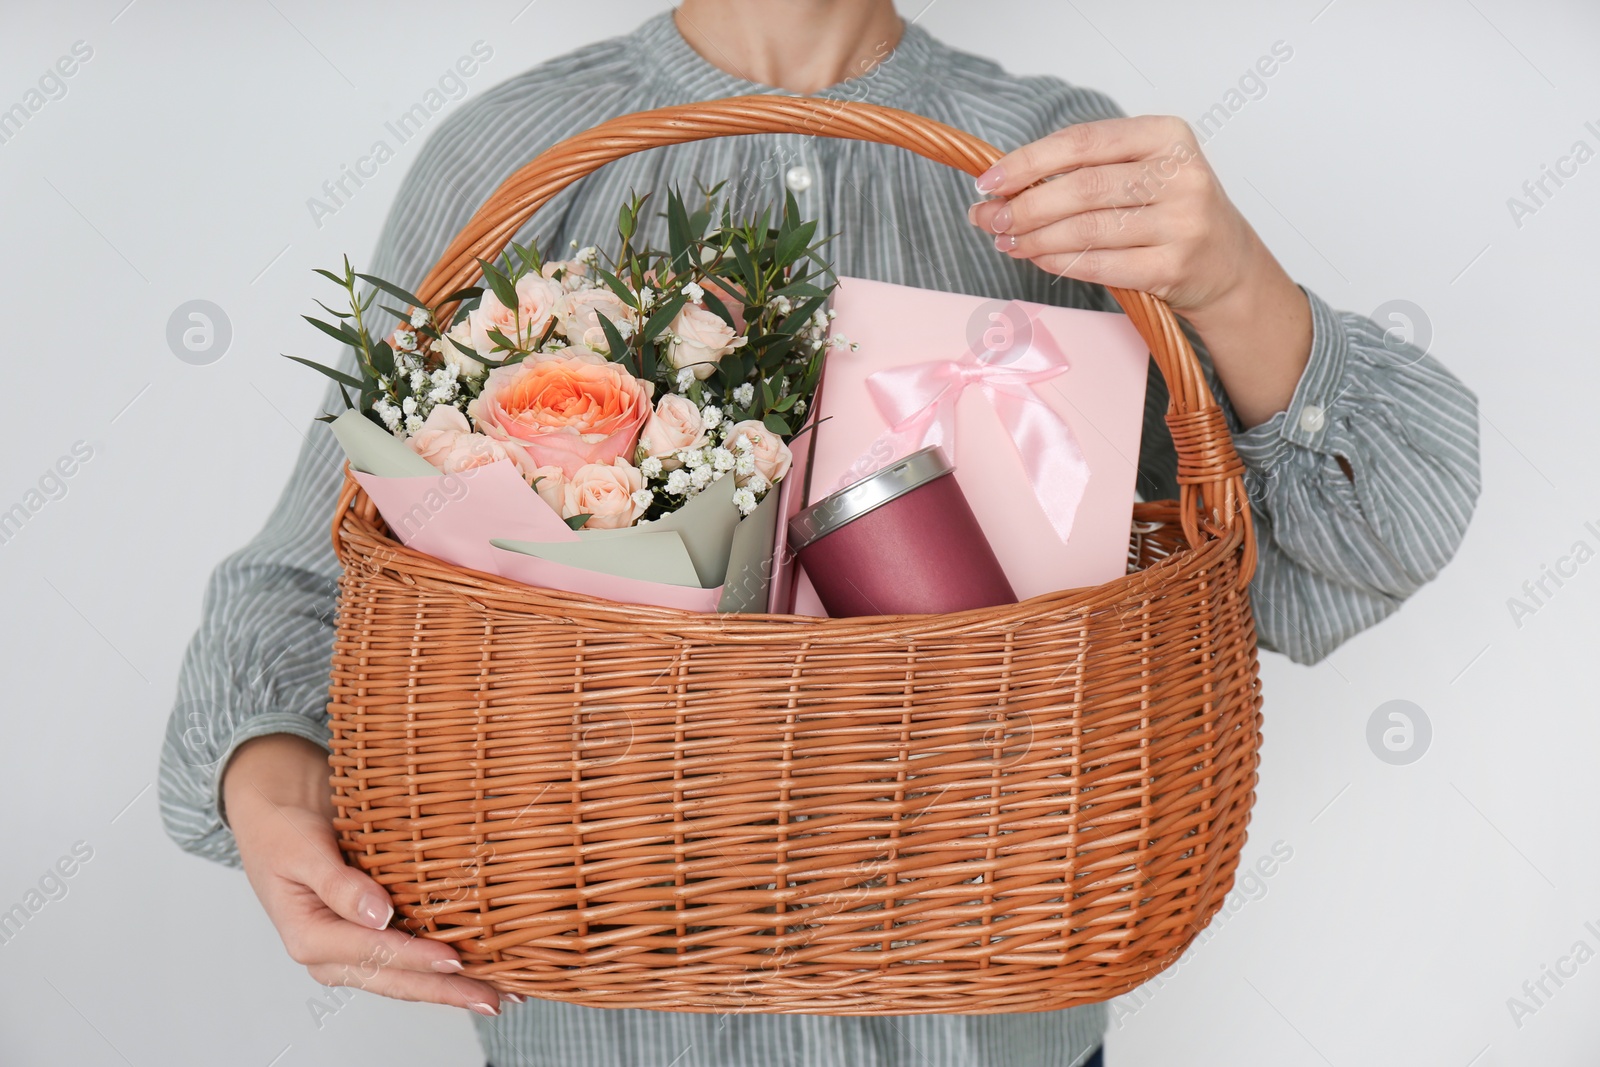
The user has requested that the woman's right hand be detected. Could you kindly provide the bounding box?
[221,734,507,1016]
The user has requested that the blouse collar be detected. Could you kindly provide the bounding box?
[630,9,934,105]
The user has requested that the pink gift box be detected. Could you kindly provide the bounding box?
[789,276,1151,613]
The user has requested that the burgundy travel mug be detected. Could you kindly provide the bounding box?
[787,447,1017,617]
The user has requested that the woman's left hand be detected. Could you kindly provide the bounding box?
[968,114,1315,429]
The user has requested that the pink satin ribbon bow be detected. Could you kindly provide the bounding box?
[832,305,1091,544]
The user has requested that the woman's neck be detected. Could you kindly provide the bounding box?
[673,0,905,94]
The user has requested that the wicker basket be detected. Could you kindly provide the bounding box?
[326,96,1263,1016]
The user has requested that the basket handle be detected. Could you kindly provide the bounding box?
[410,95,1256,587]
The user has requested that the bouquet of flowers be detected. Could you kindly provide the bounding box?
[293,185,850,539]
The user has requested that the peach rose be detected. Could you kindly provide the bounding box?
[467,351,653,477]
[638,394,708,463]
[728,420,792,487]
[563,458,648,530]
[555,288,635,354]
[527,464,567,514]
[406,405,510,473]
[469,274,561,353]
[664,302,744,380]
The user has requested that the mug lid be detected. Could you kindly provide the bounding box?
[787,446,954,550]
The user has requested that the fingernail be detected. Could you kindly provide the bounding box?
[470,1000,500,1017]
[989,204,1012,234]
[975,165,1004,194]
[966,201,981,225]
[993,233,1017,252]
[501,992,527,1004]
[431,959,465,973]
[359,893,393,930]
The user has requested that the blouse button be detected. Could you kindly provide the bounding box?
[1298,404,1326,434]
[784,165,814,193]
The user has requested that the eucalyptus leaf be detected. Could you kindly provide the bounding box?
[284,354,363,389]
[476,257,520,313]
[303,315,361,348]
[355,273,426,310]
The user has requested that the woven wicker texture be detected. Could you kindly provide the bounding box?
[327,96,1263,1015]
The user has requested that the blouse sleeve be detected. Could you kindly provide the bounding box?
[1157,287,1481,664]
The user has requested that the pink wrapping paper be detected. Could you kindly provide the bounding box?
[796,276,1150,610]
[353,460,725,611]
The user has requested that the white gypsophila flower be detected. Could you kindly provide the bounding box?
[637,286,655,309]
[615,319,636,340]
[401,396,418,416]
[746,472,771,494]
[813,308,828,328]
[794,398,807,416]
[735,452,756,477]
[711,447,735,472]
[690,466,714,490]
[826,308,837,321]
[778,377,791,397]
[577,245,598,265]
[409,369,427,392]
[640,456,663,479]
[732,486,758,516]
[700,405,722,426]
[682,446,709,470]
[665,469,692,495]
[404,413,423,434]
[373,399,400,431]
[430,367,454,387]
[732,383,754,407]
[683,281,704,303]
[676,366,695,391]
[409,308,429,328]
[631,488,654,510]
[733,433,753,453]
[394,328,417,351]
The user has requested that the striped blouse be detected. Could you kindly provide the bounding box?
[159,11,1480,1067]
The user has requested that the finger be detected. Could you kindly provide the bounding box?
[975,116,1193,196]
[280,906,472,974]
[274,813,395,932]
[993,207,1163,258]
[974,161,1176,235]
[306,962,506,1017]
[1027,247,1166,292]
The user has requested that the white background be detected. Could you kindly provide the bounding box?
[1,1,1596,1065]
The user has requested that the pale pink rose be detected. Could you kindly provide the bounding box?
[438,433,510,473]
[700,277,747,334]
[554,288,634,353]
[469,274,561,353]
[405,405,509,473]
[638,394,708,463]
[563,458,647,530]
[527,464,567,514]
[467,351,654,477]
[541,258,590,291]
[728,420,793,487]
[406,405,471,466]
[665,302,745,380]
[442,320,487,378]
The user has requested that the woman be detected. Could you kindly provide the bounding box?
[160,2,1480,1065]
